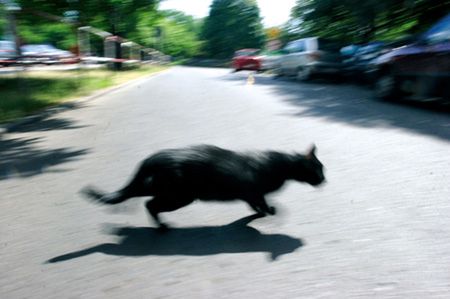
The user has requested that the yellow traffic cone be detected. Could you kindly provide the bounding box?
[247,73,255,85]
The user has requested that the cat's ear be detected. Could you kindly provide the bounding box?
[306,144,316,159]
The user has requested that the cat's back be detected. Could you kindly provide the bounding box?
[140,145,289,198]
[145,145,247,171]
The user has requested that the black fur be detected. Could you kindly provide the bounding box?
[82,144,325,229]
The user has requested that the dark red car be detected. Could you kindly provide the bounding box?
[371,13,450,102]
[232,49,262,72]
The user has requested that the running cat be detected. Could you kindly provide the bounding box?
[82,144,325,229]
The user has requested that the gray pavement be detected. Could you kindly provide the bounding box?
[1,66,449,298]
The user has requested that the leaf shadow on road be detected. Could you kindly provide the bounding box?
[222,72,450,141]
[46,214,303,263]
[0,135,90,180]
[8,116,88,133]
[7,102,89,133]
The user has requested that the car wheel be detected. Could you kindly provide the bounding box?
[297,67,312,81]
[375,73,400,100]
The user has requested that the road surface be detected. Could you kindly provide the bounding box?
[1,67,449,298]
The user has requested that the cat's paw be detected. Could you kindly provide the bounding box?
[268,206,277,215]
[157,223,170,233]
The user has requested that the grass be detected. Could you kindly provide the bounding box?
[0,64,168,124]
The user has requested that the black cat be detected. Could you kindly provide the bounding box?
[82,144,325,229]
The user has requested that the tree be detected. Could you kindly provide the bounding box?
[289,0,450,44]
[14,0,161,49]
[0,5,7,37]
[202,0,266,58]
[156,10,203,58]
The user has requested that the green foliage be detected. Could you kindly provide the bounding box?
[202,0,266,58]
[0,65,167,123]
[155,10,203,58]
[10,1,203,58]
[129,9,160,47]
[0,7,6,37]
[18,21,75,49]
[0,72,111,122]
[13,0,160,49]
[289,0,450,44]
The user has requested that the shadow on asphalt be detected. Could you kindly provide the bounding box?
[222,72,450,141]
[46,214,303,263]
[8,116,88,133]
[1,103,90,180]
[0,136,89,180]
[7,102,88,133]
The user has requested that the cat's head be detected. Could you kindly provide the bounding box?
[294,145,326,186]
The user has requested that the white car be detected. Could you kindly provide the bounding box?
[275,37,345,81]
[20,44,77,64]
[0,40,18,65]
[260,50,283,71]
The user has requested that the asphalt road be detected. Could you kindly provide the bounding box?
[1,67,449,298]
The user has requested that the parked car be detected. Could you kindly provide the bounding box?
[232,49,262,72]
[0,40,18,66]
[20,44,78,64]
[370,13,450,101]
[260,50,283,71]
[342,42,391,83]
[274,37,345,81]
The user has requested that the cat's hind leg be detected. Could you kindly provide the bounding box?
[247,196,276,216]
[247,201,266,216]
[145,196,194,230]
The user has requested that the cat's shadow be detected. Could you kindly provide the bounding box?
[47,214,303,263]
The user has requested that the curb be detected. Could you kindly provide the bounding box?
[0,68,168,136]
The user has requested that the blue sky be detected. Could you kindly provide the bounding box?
[159,0,297,28]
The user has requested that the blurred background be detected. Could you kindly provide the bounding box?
[2,0,449,59]
[1,0,450,124]
[1,2,450,298]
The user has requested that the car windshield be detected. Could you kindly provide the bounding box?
[284,39,306,53]
[22,45,57,52]
[318,38,343,51]
[234,50,259,57]
[0,41,15,50]
[357,43,384,54]
[424,13,450,43]
[260,50,283,56]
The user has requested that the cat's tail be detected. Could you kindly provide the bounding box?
[80,185,131,205]
[81,162,154,205]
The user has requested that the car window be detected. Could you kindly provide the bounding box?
[21,44,57,52]
[234,50,259,57]
[284,42,296,53]
[0,41,15,49]
[424,14,450,44]
[284,40,306,53]
[318,38,343,51]
[21,46,33,52]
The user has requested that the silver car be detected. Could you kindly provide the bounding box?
[20,44,76,64]
[275,37,344,81]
